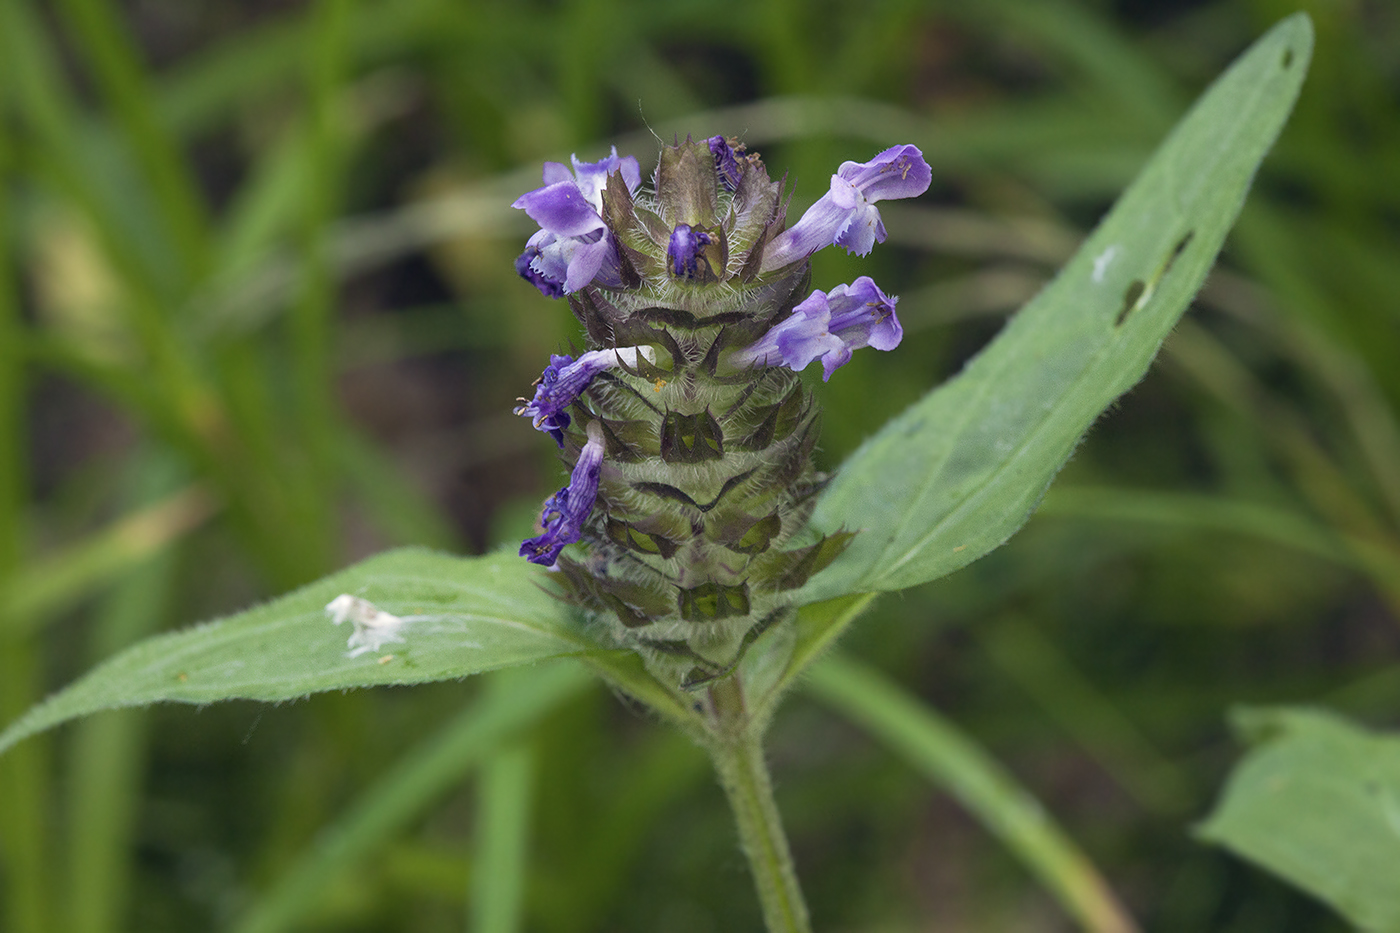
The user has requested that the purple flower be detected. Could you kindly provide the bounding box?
[667,224,713,279]
[515,246,565,299]
[760,144,931,272]
[734,276,902,381]
[513,148,642,295]
[515,347,653,446]
[521,423,605,566]
[708,136,742,191]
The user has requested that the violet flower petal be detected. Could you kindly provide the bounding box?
[760,144,931,271]
[824,276,903,352]
[667,224,713,279]
[832,196,886,257]
[520,423,606,566]
[515,350,612,446]
[541,161,573,185]
[512,147,643,296]
[515,347,653,446]
[708,136,742,191]
[513,181,605,238]
[515,244,565,299]
[735,276,901,381]
[526,229,568,282]
[834,145,931,202]
[570,148,642,207]
[562,234,615,293]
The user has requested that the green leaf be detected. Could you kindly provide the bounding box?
[748,592,876,723]
[1198,706,1400,933]
[0,548,587,757]
[798,14,1313,603]
[576,649,704,733]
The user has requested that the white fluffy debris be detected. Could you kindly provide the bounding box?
[325,594,409,658]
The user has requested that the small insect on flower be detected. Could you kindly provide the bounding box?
[325,594,410,658]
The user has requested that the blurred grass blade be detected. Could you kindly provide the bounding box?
[0,62,22,574]
[806,654,1139,933]
[0,0,170,303]
[536,730,709,929]
[201,179,525,336]
[66,451,183,933]
[290,0,351,477]
[980,616,1191,815]
[798,15,1313,604]
[1198,707,1400,932]
[470,743,535,933]
[958,0,1181,127]
[0,484,217,633]
[1039,485,1339,560]
[214,123,314,291]
[0,549,591,757]
[234,663,592,933]
[54,0,212,278]
[0,62,54,931]
[1038,485,1400,579]
[1164,317,1393,542]
[0,640,52,933]
[66,547,175,933]
[334,428,461,550]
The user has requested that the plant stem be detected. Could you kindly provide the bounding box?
[705,676,812,933]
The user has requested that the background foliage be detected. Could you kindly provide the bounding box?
[0,0,1395,931]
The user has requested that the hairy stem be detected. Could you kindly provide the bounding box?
[705,676,811,933]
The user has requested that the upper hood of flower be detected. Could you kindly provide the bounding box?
[513,147,642,237]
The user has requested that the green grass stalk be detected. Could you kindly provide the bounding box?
[807,653,1141,933]
[0,83,54,933]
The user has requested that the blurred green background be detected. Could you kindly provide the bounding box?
[0,0,1397,930]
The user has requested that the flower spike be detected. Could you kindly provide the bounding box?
[508,134,921,680]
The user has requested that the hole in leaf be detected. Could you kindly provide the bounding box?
[1282,48,1294,68]
[1163,230,1195,276]
[1116,280,1145,327]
